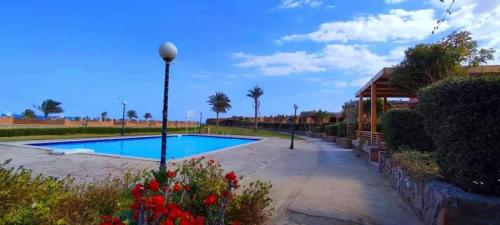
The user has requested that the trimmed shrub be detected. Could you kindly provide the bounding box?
[418,76,500,196]
[336,121,347,137]
[381,109,433,154]
[311,126,324,133]
[324,124,338,136]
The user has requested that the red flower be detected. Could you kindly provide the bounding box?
[148,179,160,191]
[144,198,153,209]
[231,221,240,225]
[167,207,183,220]
[173,183,182,192]
[161,219,175,225]
[184,184,191,191]
[131,183,143,198]
[193,216,205,225]
[204,194,217,206]
[166,170,176,178]
[151,195,165,206]
[224,171,237,182]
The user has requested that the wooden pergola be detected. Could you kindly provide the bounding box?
[355,65,500,148]
[354,67,415,147]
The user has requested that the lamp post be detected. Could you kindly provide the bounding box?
[158,42,177,170]
[121,101,127,136]
[290,104,298,149]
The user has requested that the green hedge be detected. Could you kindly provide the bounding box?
[381,109,433,154]
[418,76,500,196]
[311,126,324,133]
[0,127,190,137]
[336,121,347,137]
[324,124,338,136]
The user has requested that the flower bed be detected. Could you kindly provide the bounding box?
[0,158,273,225]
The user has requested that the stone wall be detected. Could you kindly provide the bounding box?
[335,137,352,149]
[381,156,500,225]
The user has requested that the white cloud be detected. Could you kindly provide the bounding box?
[279,9,438,43]
[385,0,406,4]
[234,44,401,76]
[430,0,500,63]
[278,0,324,9]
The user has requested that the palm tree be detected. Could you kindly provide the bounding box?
[101,112,108,121]
[144,113,152,121]
[34,99,64,118]
[246,85,264,131]
[144,112,153,127]
[207,92,231,127]
[127,110,138,121]
[22,109,36,118]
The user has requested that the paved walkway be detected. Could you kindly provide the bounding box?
[0,136,422,225]
[245,137,422,225]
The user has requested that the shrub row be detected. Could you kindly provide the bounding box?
[336,121,347,137]
[324,124,338,136]
[0,127,190,137]
[311,126,324,133]
[381,109,433,154]
[417,76,500,196]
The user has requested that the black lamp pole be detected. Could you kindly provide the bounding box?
[121,102,126,136]
[159,62,171,170]
[290,104,298,149]
[159,42,177,170]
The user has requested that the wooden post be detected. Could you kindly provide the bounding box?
[383,97,388,113]
[371,83,377,136]
[358,94,364,131]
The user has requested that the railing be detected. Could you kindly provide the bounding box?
[356,130,385,149]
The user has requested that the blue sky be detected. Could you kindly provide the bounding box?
[1,0,498,120]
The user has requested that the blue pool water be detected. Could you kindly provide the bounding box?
[30,135,258,160]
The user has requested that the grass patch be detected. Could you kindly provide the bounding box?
[0,126,293,141]
[390,150,442,181]
[0,127,198,142]
[207,126,294,139]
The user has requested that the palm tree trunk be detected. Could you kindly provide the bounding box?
[216,112,219,127]
[254,100,258,132]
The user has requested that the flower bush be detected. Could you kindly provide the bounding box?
[100,157,273,225]
[0,159,141,225]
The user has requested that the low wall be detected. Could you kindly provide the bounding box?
[0,117,14,125]
[14,118,66,125]
[335,137,352,149]
[381,156,500,225]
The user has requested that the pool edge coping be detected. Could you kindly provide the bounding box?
[0,134,269,163]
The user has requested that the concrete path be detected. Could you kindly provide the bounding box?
[244,137,422,225]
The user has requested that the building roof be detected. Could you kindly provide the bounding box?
[355,65,500,98]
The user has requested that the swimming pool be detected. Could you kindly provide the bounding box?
[30,135,259,160]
